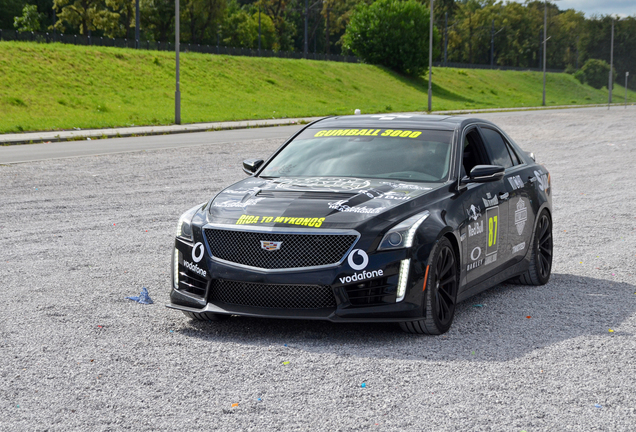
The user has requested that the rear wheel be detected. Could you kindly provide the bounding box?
[400,237,458,335]
[515,210,553,286]
[183,311,228,321]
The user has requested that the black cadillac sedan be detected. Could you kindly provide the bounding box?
[168,114,553,334]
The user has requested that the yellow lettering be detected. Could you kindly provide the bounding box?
[324,130,336,137]
[400,130,411,137]
[314,218,325,228]
[381,129,393,136]
[409,131,422,138]
[302,218,311,226]
[390,130,402,137]
[284,217,291,223]
[314,130,326,137]
[346,129,359,136]
[335,129,347,136]
[274,217,284,223]
[372,129,381,136]
[358,129,368,136]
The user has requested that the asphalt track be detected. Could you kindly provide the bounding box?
[1,106,635,430]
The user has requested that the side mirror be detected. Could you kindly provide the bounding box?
[528,152,536,162]
[242,159,264,175]
[461,165,505,184]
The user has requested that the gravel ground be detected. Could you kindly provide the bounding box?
[1,107,635,431]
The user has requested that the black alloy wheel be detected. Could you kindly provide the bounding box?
[400,237,458,335]
[516,210,553,286]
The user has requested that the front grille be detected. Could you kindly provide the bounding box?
[204,229,357,269]
[343,277,395,307]
[210,280,336,309]
[178,264,208,297]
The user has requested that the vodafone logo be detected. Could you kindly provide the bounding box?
[347,249,369,271]
[192,242,204,263]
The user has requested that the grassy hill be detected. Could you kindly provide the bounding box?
[1,41,634,134]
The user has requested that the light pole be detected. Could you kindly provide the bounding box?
[135,0,140,49]
[626,72,629,108]
[304,0,308,58]
[428,0,433,112]
[175,0,181,125]
[542,1,547,106]
[608,18,614,108]
[542,0,558,106]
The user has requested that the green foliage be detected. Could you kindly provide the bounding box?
[3,42,636,134]
[342,0,439,76]
[575,59,615,89]
[53,0,103,34]
[221,2,276,49]
[13,4,44,32]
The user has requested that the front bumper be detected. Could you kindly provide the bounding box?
[169,233,428,323]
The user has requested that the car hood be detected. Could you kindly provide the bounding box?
[208,177,439,229]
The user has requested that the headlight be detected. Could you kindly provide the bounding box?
[378,211,430,251]
[176,203,205,241]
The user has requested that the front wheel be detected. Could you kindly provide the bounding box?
[400,237,459,335]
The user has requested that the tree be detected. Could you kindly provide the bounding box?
[53,0,103,34]
[342,0,440,76]
[14,4,45,32]
[574,58,615,89]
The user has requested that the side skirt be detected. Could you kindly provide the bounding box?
[456,258,530,303]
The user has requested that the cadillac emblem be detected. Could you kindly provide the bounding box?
[260,241,283,251]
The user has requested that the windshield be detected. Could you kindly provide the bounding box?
[260,128,453,183]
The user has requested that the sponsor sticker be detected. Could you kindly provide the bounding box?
[213,198,265,208]
[508,175,523,190]
[470,246,482,261]
[467,204,482,222]
[482,195,499,208]
[348,249,369,271]
[468,220,483,237]
[534,169,549,192]
[192,242,204,263]
[484,252,497,266]
[486,206,499,256]
[236,215,326,228]
[313,129,422,139]
[512,242,526,254]
[515,198,528,235]
[339,269,384,284]
[273,177,371,191]
[328,200,385,214]
[184,260,207,277]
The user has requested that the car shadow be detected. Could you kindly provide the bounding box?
[176,273,635,362]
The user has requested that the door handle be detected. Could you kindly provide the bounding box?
[499,192,509,200]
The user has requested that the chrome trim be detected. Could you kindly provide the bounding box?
[202,223,361,273]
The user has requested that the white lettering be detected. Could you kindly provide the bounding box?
[339,269,384,284]
[183,260,207,277]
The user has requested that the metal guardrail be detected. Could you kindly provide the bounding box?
[0,28,359,63]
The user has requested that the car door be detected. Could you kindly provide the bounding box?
[459,126,510,286]
[479,125,535,266]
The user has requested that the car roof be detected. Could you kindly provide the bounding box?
[309,114,496,132]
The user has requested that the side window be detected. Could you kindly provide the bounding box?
[461,128,489,176]
[480,127,513,169]
[504,140,522,166]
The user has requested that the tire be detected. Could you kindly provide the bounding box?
[182,311,228,321]
[400,237,459,335]
[516,210,553,286]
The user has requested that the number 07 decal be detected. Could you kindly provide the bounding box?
[486,206,499,256]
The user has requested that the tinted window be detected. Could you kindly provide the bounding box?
[260,128,453,183]
[481,127,513,168]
